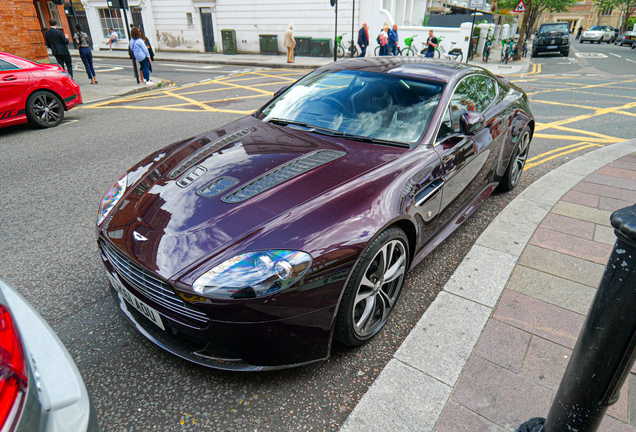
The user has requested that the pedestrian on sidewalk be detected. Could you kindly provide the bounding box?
[378,23,389,56]
[45,19,73,78]
[388,24,399,56]
[139,29,155,73]
[425,29,438,57]
[358,22,369,57]
[576,27,583,39]
[73,24,97,84]
[284,23,296,63]
[106,27,118,51]
[130,27,152,85]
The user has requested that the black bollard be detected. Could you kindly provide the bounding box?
[517,204,636,432]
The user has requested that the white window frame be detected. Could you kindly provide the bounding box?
[47,1,61,24]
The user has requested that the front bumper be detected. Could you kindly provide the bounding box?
[580,34,604,42]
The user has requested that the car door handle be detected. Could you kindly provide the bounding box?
[2,76,17,81]
[415,179,444,207]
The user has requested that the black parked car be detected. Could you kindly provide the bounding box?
[615,31,636,46]
[533,22,570,57]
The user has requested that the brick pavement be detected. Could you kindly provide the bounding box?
[342,141,636,432]
[433,153,636,432]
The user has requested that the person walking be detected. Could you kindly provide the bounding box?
[388,24,399,56]
[139,29,155,73]
[358,22,369,57]
[284,23,296,63]
[378,22,389,55]
[129,27,152,85]
[425,29,438,57]
[73,24,97,84]
[576,26,583,39]
[106,27,118,51]
[44,19,73,78]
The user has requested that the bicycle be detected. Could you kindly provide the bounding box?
[336,33,358,58]
[482,29,493,63]
[501,38,517,64]
[421,36,463,62]
[400,35,417,56]
[374,42,402,56]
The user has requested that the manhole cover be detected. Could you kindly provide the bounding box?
[575,53,608,58]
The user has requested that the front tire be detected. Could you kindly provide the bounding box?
[26,90,64,128]
[337,46,345,58]
[334,227,409,346]
[403,47,416,56]
[434,49,440,59]
[499,125,531,192]
[374,46,381,56]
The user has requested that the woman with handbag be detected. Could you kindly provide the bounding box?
[129,27,152,85]
[379,23,389,56]
[73,24,97,84]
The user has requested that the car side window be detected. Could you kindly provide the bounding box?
[436,107,454,142]
[0,60,20,71]
[450,75,497,115]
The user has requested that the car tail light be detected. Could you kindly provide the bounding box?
[0,306,27,430]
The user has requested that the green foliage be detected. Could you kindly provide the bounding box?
[422,15,430,26]
[594,0,635,31]
[498,0,576,16]
[473,26,482,37]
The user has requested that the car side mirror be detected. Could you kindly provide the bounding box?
[274,85,289,98]
[460,111,485,134]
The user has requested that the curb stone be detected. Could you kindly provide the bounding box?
[340,138,636,432]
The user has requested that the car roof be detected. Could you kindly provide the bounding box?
[319,57,481,83]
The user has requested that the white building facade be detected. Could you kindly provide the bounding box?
[80,0,442,54]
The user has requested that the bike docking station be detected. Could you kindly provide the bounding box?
[517,204,636,432]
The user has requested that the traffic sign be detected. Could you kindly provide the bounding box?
[468,0,485,8]
[513,0,526,12]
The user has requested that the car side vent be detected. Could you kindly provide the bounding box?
[197,177,239,198]
[169,128,251,179]
[222,150,346,204]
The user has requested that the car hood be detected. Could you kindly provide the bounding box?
[103,116,407,279]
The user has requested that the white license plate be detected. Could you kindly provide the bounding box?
[547,45,558,49]
[107,273,165,330]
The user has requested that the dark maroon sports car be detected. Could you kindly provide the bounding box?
[97,58,533,370]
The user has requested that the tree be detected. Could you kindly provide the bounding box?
[498,0,577,32]
[594,0,635,32]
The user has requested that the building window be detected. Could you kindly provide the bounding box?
[186,12,194,27]
[98,8,126,39]
[47,1,61,24]
[601,7,613,15]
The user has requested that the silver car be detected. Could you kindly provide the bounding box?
[580,25,615,43]
[0,278,99,432]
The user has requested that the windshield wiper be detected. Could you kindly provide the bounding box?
[340,134,410,148]
[265,118,345,136]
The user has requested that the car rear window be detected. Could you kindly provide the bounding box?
[260,69,445,146]
[539,24,569,34]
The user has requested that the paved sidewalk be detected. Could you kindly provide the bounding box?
[468,47,532,76]
[341,139,636,431]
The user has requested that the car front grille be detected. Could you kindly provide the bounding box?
[100,240,209,325]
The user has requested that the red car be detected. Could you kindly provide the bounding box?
[0,51,82,129]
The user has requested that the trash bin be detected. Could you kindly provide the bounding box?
[310,38,332,57]
[295,37,312,57]
[259,35,278,55]
[221,29,237,55]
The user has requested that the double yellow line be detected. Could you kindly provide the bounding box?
[525,142,604,170]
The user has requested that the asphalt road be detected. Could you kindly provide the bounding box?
[1,47,636,431]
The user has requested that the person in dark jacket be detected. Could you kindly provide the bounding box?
[388,24,399,56]
[74,23,97,84]
[139,29,155,73]
[44,19,73,78]
[358,22,369,57]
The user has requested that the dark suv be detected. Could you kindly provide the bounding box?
[533,22,570,57]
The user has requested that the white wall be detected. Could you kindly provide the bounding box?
[153,0,203,51]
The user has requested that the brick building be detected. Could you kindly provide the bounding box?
[537,0,624,33]
[1,0,72,62]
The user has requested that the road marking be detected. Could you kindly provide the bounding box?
[609,53,622,58]
[172,68,221,72]
[59,119,79,127]
[93,67,124,72]
[199,78,212,82]
[525,142,604,169]
[627,59,636,64]
[530,99,600,110]
[575,52,608,58]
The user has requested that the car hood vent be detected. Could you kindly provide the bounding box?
[197,176,239,198]
[222,149,346,204]
[169,128,251,179]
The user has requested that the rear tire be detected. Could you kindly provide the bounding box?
[434,49,440,59]
[337,46,345,58]
[499,125,531,192]
[25,90,64,129]
[374,46,381,56]
[403,47,416,56]
[334,227,409,347]
[454,53,463,62]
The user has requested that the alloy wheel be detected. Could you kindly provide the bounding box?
[510,130,530,186]
[31,93,63,126]
[352,239,407,338]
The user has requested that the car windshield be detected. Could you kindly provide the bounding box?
[259,70,445,147]
[589,25,605,31]
[626,32,636,36]
[539,24,569,34]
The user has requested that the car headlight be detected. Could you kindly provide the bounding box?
[97,173,127,226]
[192,250,312,299]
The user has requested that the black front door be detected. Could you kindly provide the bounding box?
[132,8,145,33]
[201,11,215,52]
